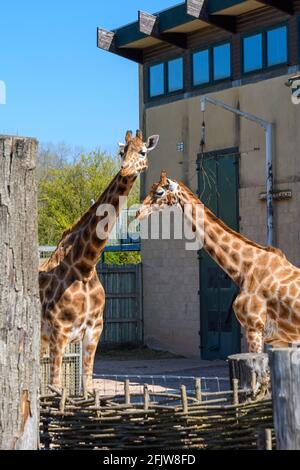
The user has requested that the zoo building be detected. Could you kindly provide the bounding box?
[98,0,300,360]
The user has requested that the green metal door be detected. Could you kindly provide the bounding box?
[198,149,241,360]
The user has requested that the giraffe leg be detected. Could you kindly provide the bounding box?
[246,323,271,399]
[49,336,68,392]
[233,293,266,353]
[82,324,103,396]
[246,327,264,353]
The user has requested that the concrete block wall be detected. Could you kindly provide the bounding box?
[142,238,200,357]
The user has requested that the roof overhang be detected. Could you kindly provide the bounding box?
[97,0,294,63]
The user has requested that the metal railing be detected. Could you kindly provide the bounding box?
[93,373,230,404]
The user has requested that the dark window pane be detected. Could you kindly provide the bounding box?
[193,49,210,86]
[267,26,287,66]
[213,43,231,81]
[149,63,164,97]
[168,58,183,92]
[243,33,263,73]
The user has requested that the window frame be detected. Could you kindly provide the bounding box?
[191,40,232,89]
[191,47,211,88]
[241,22,289,76]
[167,57,184,94]
[266,23,289,68]
[242,31,264,75]
[148,61,166,98]
[147,55,184,99]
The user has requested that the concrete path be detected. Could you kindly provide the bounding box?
[94,357,228,378]
[93,357,229,396]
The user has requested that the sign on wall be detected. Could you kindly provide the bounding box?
[259,190,292,201]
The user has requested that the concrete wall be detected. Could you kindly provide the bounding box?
[141,72,300,357]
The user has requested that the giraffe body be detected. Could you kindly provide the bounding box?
[137,172,300,353]
[39,131,159,391]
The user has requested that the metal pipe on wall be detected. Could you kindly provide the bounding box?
[200,96,274,246]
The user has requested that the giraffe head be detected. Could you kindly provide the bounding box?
[136,171,181,220]
[118,130,159,177]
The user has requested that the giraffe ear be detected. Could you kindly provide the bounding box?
[146,135,159,152]
[125,130,133,144]
[167,179,178,191]
[118,142,126,158]
[160,171,168,186]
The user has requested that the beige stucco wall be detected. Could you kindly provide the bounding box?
[141,72,300,357]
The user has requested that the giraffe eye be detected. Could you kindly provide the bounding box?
[155,189,165,197]
[139,150,147,157]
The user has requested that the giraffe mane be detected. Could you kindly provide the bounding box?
[177,181,286,259]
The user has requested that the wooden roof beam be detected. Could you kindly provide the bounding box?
[97,28,143,64]
[254,0,294,15]
[186,0,237,33]
[138,11,188,49]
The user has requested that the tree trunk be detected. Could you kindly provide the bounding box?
[0,136,40,449]
[269,347,300,450]
[228,353,270,397]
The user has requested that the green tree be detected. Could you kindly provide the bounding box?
[38,146,140,264]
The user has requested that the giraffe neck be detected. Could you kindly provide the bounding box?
[178,184,269,286]
[44,171,137,278]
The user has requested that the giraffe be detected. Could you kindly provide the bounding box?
[136,171,300,354]
[39,130,159,393]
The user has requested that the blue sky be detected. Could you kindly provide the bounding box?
[0,0,177,155]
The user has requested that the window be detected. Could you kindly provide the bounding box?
[192,43,231,87]
[267,26,287,67]
[213,43,231,81]
[243,33,263,73]
[193,49,210,86]
[149,58,183,98]
[242,24,288,74]
[149,63,164,97]
[168,58,183,92]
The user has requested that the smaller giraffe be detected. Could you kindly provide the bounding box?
[137,171,300,353]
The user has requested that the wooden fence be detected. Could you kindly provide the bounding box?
[97,264,143,347]
[40,379,274,450]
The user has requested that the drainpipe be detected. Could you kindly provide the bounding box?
[200,96,274,246]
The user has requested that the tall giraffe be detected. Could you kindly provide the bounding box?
[39,130,159,392]
[137,171,300,353]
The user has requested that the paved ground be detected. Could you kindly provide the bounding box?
[93,352,229,396]
[94,357,228,377]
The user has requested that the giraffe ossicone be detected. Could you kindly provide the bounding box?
[137,170,300,354]
[39,129,159,393]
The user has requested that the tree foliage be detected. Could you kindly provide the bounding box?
[38,144,141,264]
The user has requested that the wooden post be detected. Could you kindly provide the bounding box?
[124,380,130,405]
[0,136,40,449]
[269,348,300,450]
[195,378,202,403]
[232,379,239,405]
[181,385,188,414]
[257,426,273,450]
[228,353,270,395]
[265,428,273,450]
[143,384,149,411]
